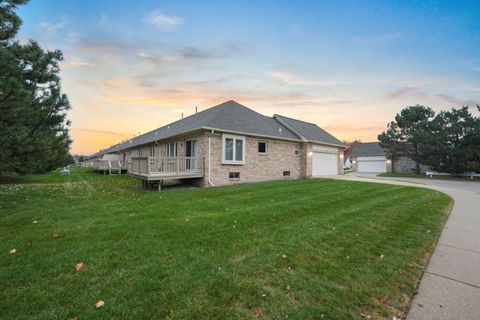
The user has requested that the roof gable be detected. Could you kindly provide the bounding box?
[274,115,346,147]
[349,142,386,156]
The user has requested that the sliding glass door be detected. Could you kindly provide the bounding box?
[185,140,197,170]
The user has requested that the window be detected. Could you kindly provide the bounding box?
[185,140,197,157]
[166,142,176,157]
[222,134,245,164]
[294,144,300,156]
[185,140,197,170]
[283,171,290,177]
[258,141,267,154]
[229,172,240,179]
[150,146,155,157]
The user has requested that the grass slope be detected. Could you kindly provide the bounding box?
[0,168,452,319]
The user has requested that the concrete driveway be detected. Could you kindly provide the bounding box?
[323,173,480,320]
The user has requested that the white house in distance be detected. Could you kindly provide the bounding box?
[349,142,427,174]
[349,142,390,173]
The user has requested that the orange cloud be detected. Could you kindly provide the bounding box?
[69,127,133,154]
[322,122,386,143]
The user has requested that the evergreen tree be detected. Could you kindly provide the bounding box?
[423,106,480,174]
[0,0,72,173]
[378,105,435,174]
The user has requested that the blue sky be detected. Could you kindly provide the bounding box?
[16,0,480,154]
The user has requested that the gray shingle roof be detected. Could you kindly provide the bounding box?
[274,115,346,147]
[92,100,345,156]
[349,142,386,156]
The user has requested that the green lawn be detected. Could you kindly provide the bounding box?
[0,168,452,319]
[378,172,479,181]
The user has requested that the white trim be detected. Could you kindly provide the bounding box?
[222,134,246,165]
[208,136,214,186]
[166,142,176,157]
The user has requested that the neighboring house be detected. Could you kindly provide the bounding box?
[88,100,346,188]
[85,149,126,174]
[349,142,428,173]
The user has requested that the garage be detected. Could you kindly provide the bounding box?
[357,156,387,173]
[312,152,339,176]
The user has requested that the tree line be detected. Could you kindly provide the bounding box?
[379,105,480,175]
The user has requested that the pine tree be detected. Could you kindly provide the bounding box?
[0,0,72,173]
[378,105,435,174]
[424,106,480,174]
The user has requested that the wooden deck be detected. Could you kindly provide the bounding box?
[91,160,127,174]
[129,156,204,181]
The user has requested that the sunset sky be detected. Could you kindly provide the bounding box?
[16,0,480,155]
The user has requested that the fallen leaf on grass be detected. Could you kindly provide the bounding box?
[254,308,264,317]
[379,254,384,259]
[75,262,84,271]
[9,249,16,254]
[360,311,371,318]
[95,300,105,309]
[286,285,292,292]
[282,254,287,259]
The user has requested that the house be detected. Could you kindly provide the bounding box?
[88,101,346,188]
[349,142,427,173]
[85,146,126,174]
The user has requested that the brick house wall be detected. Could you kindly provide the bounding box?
[202,132,302,186]
[122,130,343,187]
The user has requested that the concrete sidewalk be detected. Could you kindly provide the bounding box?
[324,174,480,320]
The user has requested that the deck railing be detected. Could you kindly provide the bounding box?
[130,156,204,176]
[91,160,127,170]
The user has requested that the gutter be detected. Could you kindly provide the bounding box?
[208,129,215,186]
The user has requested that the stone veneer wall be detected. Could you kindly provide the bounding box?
[203,132,302,186]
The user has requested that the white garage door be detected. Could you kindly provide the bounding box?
[312,152,339,176]
[357,156,386,173]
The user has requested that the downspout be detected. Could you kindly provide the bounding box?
[208,129,215,186]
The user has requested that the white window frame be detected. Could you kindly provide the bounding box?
[166,142,177,157]
[222,134,246,165]
[258,141,268,155]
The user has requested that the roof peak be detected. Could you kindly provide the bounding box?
[274,114,319,126]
